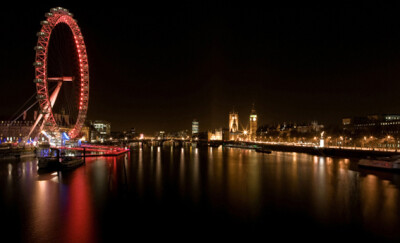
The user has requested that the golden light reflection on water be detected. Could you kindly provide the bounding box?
[179,147,185,194]
[2,149,400,241]
[360,174,400,237]
[192,147,200,202]
[31,180,57,240]
[137,147,143,196]
[155,146,162,198]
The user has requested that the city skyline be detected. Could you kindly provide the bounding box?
[2,5,400,134]
[2,6,400,242]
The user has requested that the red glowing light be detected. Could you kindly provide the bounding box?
[34,8,89,139]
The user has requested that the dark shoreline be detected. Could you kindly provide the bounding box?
[224,142,400,159]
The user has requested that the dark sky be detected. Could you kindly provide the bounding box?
[2,5,400,134]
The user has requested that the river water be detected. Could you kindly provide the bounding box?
[1,145,400,242]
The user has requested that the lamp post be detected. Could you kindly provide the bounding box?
[339,136,343,149]
[243,130,248,141]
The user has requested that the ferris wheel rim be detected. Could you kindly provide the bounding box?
[33,7,89,139]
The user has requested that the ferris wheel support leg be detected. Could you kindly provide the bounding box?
[25,82,63,145]
[49,81,63,108]
[24,113,44,145]
[38,81,63,133]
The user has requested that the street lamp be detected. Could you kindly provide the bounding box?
[339,136,343,148]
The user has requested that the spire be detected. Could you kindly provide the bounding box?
[251,103,256,114]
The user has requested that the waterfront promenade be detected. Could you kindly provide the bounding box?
[225,141,400,158]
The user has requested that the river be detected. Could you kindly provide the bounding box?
[1,145,400,242]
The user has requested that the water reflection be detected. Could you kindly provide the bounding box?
[137,147,143,196]
[155,146,162,198]
[179,147,185,195]
[1,148,400,241]
[191,147,199,203]
[61,167,97,243]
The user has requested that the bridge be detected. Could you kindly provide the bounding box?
[125,138,192,147]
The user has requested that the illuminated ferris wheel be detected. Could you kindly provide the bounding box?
[30,7,89,142]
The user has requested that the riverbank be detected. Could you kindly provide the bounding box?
[248,143,400,158]
[220,140,400,158]
[0,146,36,159]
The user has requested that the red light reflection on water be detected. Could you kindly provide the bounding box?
[62,167,97,243]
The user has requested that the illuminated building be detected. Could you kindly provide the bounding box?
[176,129,190,139]
[80,125,90,142]
[90,120,111,142]
[249,104,257,140]
[92,120,111,136]
[229,110,240,140]
[257,121,324,142]
[0,120,38,143]
[156,131,165,139]
[342,114,400,137]
[229,111,238,132]
[208,128,223,141]
[296,121,324,133]
[192,119,199,135]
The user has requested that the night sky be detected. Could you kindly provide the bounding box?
[2,5,400,134]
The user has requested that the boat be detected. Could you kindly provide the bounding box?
[38,156,60,170]
[255,146,272,154]
[358,155,400,171]
[38,156,84,170]
[224,143,257,150]
[59,156,84,169]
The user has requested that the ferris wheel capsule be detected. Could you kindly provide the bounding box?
[40,20,49,25]
[36,32,47,37]
[33,61,43,67]
[34,46,44,51]
[45,12,53,17]
[33,78,43,83]
[36,95,45,100]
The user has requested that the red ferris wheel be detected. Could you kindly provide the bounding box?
[31,7,89,141]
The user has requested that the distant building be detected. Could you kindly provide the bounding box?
[229,111,239,133]
[156,131,166,139]
[249,105,257,140]
[192,119,199,135]
[208,128,223,141]
[90,120,111,142]
[0,120,38,143]
[80,125,90,142]
[229,110,241,140]
[53,108,72,127]
[177,129,190,139]
[92,120,111,136]
[257,121,324,142]
[296,121,324,133]
[130,127,136,138]
[342,114,400,137]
